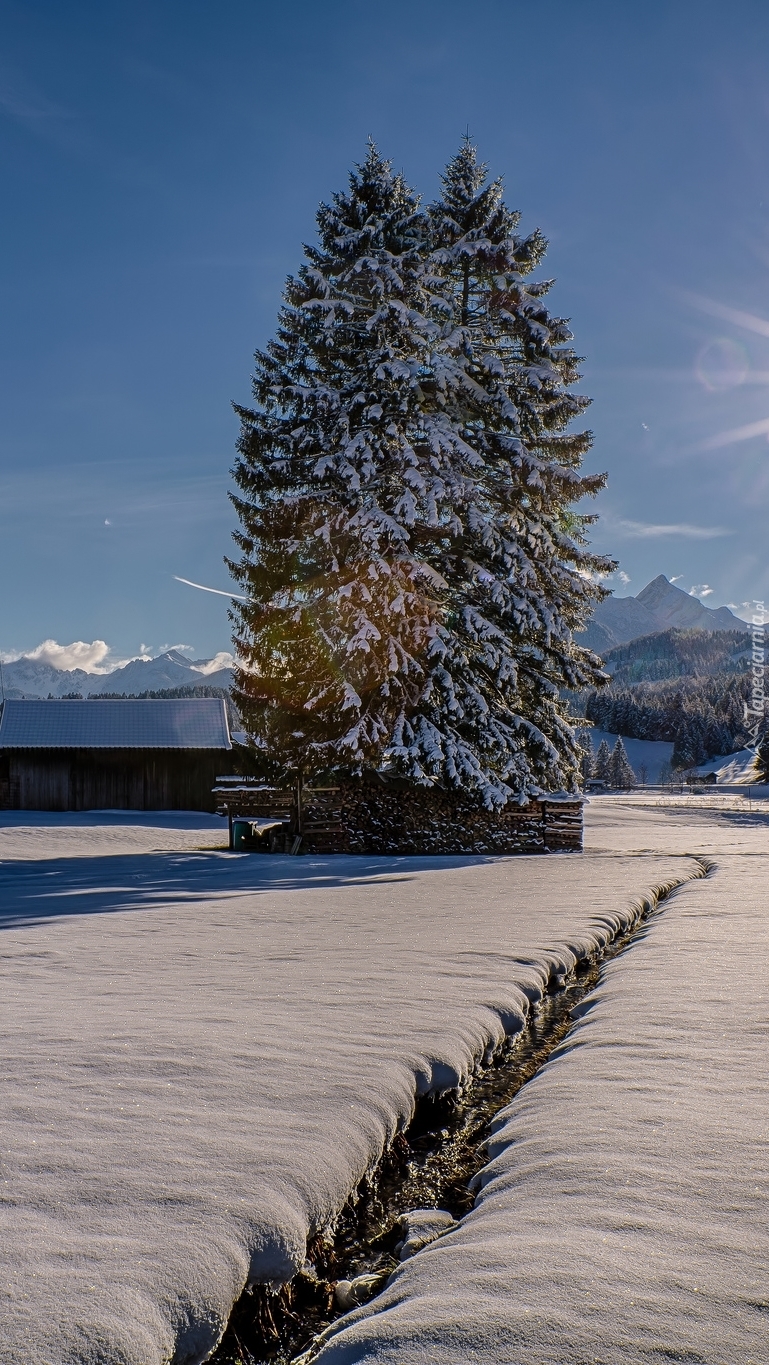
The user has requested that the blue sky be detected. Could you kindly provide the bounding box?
[2,0,769,664]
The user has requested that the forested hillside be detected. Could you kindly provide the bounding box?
[585,675,752,768]
[581,628,758,769]
[602,628,749,685]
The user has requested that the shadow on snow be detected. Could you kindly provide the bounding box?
[0,848,498,930]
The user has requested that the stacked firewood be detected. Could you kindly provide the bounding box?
[213,778,583,855]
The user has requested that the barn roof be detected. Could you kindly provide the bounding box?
[0,698,232,750]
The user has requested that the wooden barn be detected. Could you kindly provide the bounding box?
[0,698,232,812]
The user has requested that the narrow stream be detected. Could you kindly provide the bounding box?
[209,871,704,1365]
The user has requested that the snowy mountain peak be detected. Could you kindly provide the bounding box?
[1,648,234,700]
[634,574,677,607]
[579,576,747,652]
[634,576,745,633]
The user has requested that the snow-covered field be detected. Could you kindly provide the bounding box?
[0,810,697,1364]
[0,799,766,1364]
[0,809,227,861]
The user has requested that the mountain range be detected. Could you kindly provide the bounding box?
[578,576,748,653]
[0,649,234,701]
[0,578,748,700]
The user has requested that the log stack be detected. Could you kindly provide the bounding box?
[213,777,583,855]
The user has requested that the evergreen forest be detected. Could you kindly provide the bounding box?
[579,628,761,770]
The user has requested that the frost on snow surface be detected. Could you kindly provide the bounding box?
[309,797,769,1365]
[0,810,696,1364]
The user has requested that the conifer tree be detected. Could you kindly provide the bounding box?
[610,737,636,789]
[756,728,769,782]
[391,139,613,799]
[595,739,612,783]
[229,142,612,803]
[577,729,595,784]
[229,147,441,781]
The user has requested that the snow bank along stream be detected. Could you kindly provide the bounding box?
[0,812,700,1364]
[214,871,701,1363]
[305,800,769,1365]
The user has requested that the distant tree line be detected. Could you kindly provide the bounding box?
[577,733,636,788]
[584,673,756,769]
[601,628,749,687]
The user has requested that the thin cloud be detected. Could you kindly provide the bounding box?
[0,66,89,156]
[690,584,714,598]
[0,82,74,127]
[619,520,732,540]
[681,291,769,339]
[701,416,769,449]
[174,575,246,601]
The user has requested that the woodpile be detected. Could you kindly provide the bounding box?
[213,778,583,855]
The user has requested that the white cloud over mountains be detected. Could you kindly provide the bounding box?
[6,639,113,673]
[0,640,236,676]
[1,640,150,673]
[192,651,235,675]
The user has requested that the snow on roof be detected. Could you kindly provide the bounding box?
[691,747,760,784]
[0,698,232,750]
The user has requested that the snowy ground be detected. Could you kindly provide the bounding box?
[0,810,701,1364]
[0,809,227,862]
[309,796,769,1365]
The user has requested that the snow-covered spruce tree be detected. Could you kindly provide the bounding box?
[229,142,611,802]
[229,147,445,783]
[594,739,612,783]
[610,737,636,789]
[577,730,595,784]
[378,139,612,797]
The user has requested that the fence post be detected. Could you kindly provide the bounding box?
[295,772,303,837]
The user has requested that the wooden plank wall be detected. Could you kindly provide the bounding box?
[0,750,226,811]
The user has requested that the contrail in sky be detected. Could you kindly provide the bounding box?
[174,575,247,601]
[682,290,769,338]
[701,416,769,449]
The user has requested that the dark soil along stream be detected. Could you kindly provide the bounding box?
[209,873,703,1365]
